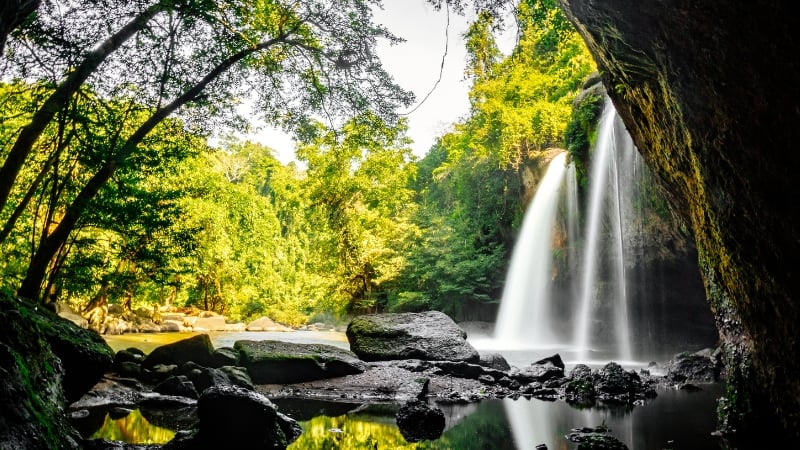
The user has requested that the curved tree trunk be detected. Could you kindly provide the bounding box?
[16,34,292,301]
[0,1,167,217]
[0,0,40,55]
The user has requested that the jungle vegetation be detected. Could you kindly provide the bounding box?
[0,0,593,325]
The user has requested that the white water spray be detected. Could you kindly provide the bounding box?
[494,152,568,347]
[574,101,633,362]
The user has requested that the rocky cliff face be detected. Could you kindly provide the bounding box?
[558,0,800,441]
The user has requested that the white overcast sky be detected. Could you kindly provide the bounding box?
[250,0,515,164]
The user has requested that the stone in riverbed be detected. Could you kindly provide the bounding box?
[141,334,215,369]
[346,311,480,363]
[209,346,240,368]
[246,316,293,332]
[235,340,366,384]
[168,384,299,449]
[479,352,511,371]
[395,400,446,442]
[179,362,254,392]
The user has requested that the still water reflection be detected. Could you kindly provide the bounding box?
[83,385,723,449]
[89,408,176,444]
[278,385,723,450]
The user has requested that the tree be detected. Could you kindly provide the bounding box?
[2,0,413,301]
[390,0,594,318]
[297,114,418,314]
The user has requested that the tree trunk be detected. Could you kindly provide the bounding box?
[15,34,291,301]
[0,0,40,55]
[0,1,166,216]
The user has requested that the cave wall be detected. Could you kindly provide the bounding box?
[558,0,800,441]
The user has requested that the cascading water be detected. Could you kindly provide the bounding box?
[486,98,645,364]
[494,152,568,348]
[574,100,634,362]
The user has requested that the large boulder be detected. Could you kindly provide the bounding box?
[168,384,299,449]
[234,340,366,384]
[141,334,215,369]
[27,300,114,403]
[665,349,721,383]
[346,311,480,363]
[0,295,83,449]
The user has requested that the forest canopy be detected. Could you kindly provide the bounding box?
[0,0,593,326]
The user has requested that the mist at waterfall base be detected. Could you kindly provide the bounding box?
[473,102,718,369]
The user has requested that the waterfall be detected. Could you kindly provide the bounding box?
[485,99,649,364]
[574,100,634,362]
[494,152,568,347]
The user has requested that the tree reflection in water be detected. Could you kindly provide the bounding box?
[90,409,176,444]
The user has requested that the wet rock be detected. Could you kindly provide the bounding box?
[141,364,179,384]
[154,376,199,399]
[70,377,142,412]
[346,311,480,363]
[575,434,628,450]
[665,350,720,383]
[113,348,145,375]
[569,364,593,381]
[209,347,240,368]
[565,378,596,404]
[395,400,446,442]
[116,362,141,378]
[478,352,511,371]
[189,385,299,449]
[142,334,215,369]
[478,375,496,384]
[513,363,565,384]
[0,296,83,449]
[594,362,644,402]
[235,340,365,384]
[433,361,496,380]
[33,303,115,403]
[534,354,565,370]
[179,363,254,392]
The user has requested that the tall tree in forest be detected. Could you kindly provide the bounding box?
[297,114,418,314]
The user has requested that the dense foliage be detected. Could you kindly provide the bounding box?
[1,0,593,325]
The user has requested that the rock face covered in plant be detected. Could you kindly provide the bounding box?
[32,304,114,403]
[558,0,800,441]
[346,311,480,363]
[0,295,112,449]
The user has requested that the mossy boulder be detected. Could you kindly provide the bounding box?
[346,311,480,363]
[234,340,366,384]
[30,305,114,403]
[0,295,82,449]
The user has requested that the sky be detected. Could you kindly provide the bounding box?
[248,1,515,164]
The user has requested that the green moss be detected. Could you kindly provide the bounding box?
[564,87,605,187]
[1,293,79,448]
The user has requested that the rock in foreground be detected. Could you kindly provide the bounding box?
[165,385,299,450]
[395,400,446,442]
[346,311,479,363]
